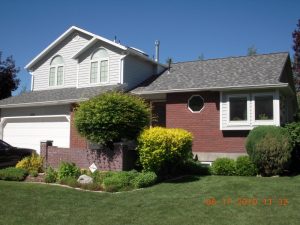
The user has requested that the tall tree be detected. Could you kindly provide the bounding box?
[292,19,300,92]
[247,45,257,56]
[0,51,20,100]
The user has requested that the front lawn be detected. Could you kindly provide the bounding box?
[1,175,300,225]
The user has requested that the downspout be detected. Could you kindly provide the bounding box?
[119,54,128,84]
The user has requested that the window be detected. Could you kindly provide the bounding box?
[188,95,204,112]
[90,48,109,84]
[229,96,247,121]
[221,92,278,130]
[49,55,64,86]
[255,95,273,120]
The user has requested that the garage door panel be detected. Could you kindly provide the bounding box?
[3,117,70,154]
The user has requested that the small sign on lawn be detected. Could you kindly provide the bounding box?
[89,163,97,173]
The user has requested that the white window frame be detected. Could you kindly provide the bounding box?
[187,95,205,113]
[49,56,64,87]
[252,92,277,126]
[227,94,250,126]
[90,48,110,84]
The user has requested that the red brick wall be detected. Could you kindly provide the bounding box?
[41,141,136,171]
[70,104,87,149]
[166,92,248,153]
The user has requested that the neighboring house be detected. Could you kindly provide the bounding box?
[0,26,165,154]
[0,26,297,166]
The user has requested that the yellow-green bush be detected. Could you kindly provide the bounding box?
[16,154,44,173]
[137,127,193,174]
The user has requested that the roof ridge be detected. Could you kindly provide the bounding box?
[172,52,289,65]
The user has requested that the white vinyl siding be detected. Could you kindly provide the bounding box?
[77,42,121,87]
[220,90,280,130]
[32,32,92,90]
[123,55,155,90]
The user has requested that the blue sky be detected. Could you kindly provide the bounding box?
[0,0,299,94]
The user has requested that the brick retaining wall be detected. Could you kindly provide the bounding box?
[41,141,136,171]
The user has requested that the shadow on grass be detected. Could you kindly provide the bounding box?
[163,175,200,184]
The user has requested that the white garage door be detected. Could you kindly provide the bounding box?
[3,117,70,154]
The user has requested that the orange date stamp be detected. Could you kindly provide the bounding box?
[204,197,288,206]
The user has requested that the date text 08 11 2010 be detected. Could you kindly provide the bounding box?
[204,197,288,206]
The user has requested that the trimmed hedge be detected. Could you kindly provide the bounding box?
[235,156,257,176]
[103,171,138,192]
[211,158,236,176]
[246,126,292,176]
[137,127,193,175]
[0,167,28,181]
[132,172,157,188]
[74,91,150,145]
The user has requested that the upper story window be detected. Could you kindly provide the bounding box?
[90,48,109,84]
[49,55,64,86]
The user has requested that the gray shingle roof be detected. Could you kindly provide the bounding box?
[0,85,124,107]
[132,52,289,94]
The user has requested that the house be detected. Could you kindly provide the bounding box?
[0,26,297,167]
[0,26,165,155]
[132,54,297,162]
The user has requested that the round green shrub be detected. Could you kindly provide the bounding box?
[137,127,193,175]
[235,156,257,176]
[211,158,236,176]
[246,126,292,176]
[57,162,81,180]
[132,172,157,188]
[74,91,150,145]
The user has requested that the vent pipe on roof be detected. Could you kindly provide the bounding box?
[155,40,160,63]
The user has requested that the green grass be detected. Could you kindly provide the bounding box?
[0,175,300,225]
